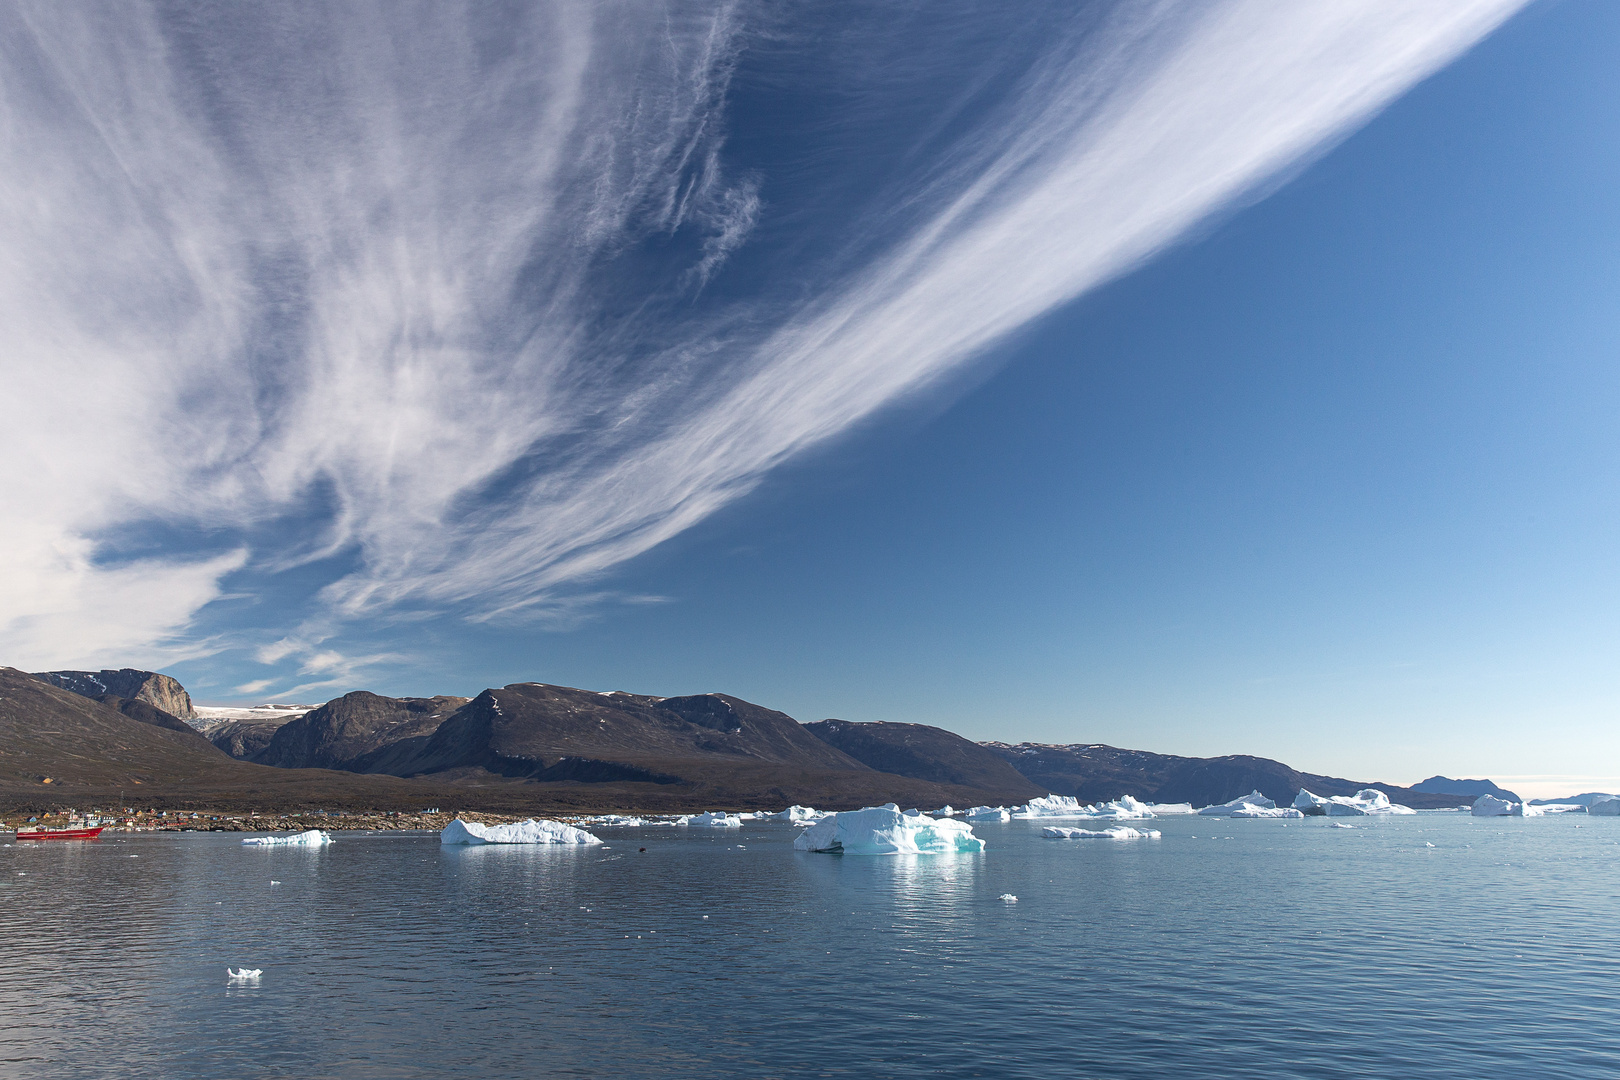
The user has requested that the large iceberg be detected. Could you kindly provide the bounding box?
[242,829,331,846]
[793,805,985,855]
[964,805,1010,822]
[1012,794,1155,820]
[1471,794,1523,817]
[1042,826,1162,839]
[440,818,602,845]
[686,812,743,828]
[1589,796,1620,817]
[1293,788,1416,816]
[1197,791,1274,817]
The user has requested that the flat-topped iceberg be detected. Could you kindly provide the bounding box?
[1012,794,1155,820]
[1472,794,1523,817]
[964,805,1011,822]
[686,811,743,828]
[794,804,985,855]
[1145,803,1195,815]
[1293,788,1416,816]
[1198,791,1274,816]
[242,829,331,846]
[1589,796,1620,816]
[440,818,602,845]
[1043,826,1161,839]
[1231,805,1305,819]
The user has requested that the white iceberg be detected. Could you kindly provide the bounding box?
[964,805,1010,822]
[242,829,332,846]
[588,814,647,827]
[686,812,743,828]
[1144,803,1195,815]
[769,805,828,825]
[1471,794,1523,817]
[1197,791,1275,816]
[1231,805,1305,819]
[227,967,262,980]
[930,805,958,817]
[1589,795,1620,816]
[1042,826,1162,839]
[440,818,602,845]
[1012,794,1155,820]
[1293,788,1416,816]
[793,805,985,855]
[999,894,1017,902]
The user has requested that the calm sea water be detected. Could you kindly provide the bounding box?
[1,813,1616,1079]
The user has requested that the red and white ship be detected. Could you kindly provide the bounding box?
[14,826,104,841]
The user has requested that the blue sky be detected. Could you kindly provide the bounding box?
[4,1,1615,795]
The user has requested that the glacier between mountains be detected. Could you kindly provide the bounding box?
[793,805,985,854]
[440,819,602,845]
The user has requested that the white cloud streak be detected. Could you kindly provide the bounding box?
[0,1,1526,666]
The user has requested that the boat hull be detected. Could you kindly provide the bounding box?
[15,826,105,841]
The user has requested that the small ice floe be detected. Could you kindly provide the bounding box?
[999,894,1017,902]
[1197,791,1275,817]
[1294,788,1416,816]
[242,829,332,846]
[1042,826,1161,840]
[964,805,1010,822]
[227,968,262,981]
[440,818,602,845]
[1013,794,1156,821]
[686,812,743,828]
[794,805,985,855]
[1331,823,1355,829]
[1425,842,1436,848]
[270,880,281,885]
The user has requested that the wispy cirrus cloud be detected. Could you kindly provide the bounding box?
[0,1,1526,673]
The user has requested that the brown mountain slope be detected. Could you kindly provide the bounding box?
[253,691,469,770]
[804,720,1042,804]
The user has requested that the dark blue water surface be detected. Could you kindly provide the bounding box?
[2,813,1616,1079]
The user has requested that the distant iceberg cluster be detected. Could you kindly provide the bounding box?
[1293,789,1416,817]
[793,804,985,855]
[1011,794,1158,821]
[1042,826,1161,840]
[685,812,743,828]
[242,829,332,846]
[441,818,602,845]
[770,805,830,825]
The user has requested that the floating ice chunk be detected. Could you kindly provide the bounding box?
[1294,788,1416,817]
[227,968,262,980]
[589,814,647,827]
[1197,791,1275,817]
[769,805,829,826]
[1013,794,1155,820]
[687,812,743,828]
[793,805,985,855]
[1589,796,1620,816]
[1144,803,1195,815]
[964,806,1010,822]
[1230,806,1305,819]
[930,805,957,817]
[1330,823,1355,829]
[242,829,331,846]
[999,894,1017,902]
[1042,826,1162,839]
[1472,794,1523,817]
[440,818,602,845]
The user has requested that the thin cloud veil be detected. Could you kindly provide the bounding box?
[0,0,1526,672]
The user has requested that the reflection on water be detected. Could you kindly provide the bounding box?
[2,816,1618,1078]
